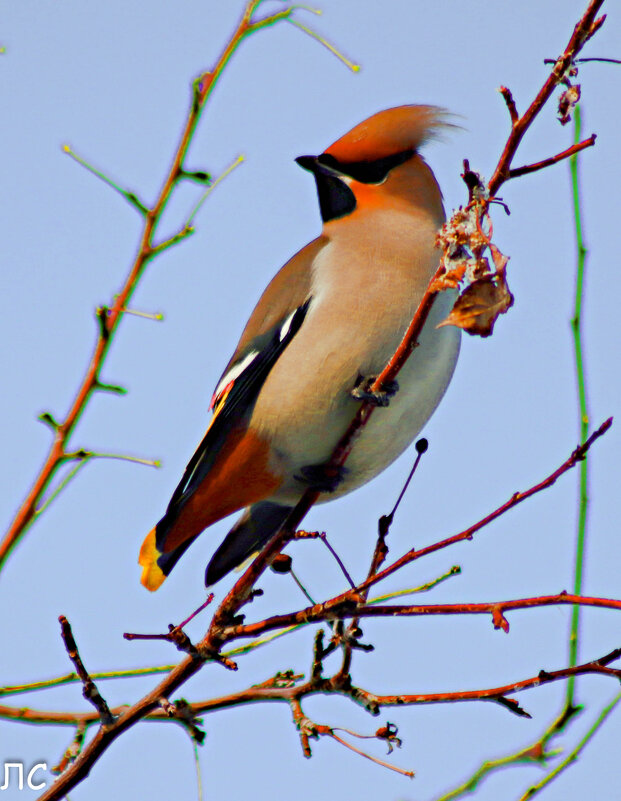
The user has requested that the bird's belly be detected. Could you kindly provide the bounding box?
[253,288,460,504]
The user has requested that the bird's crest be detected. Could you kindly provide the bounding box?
[325,105,448,164]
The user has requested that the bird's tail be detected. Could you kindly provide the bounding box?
[139,525,199,591]
[205,501,293,587]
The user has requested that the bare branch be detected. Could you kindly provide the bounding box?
[58,617,114,726]
[508,134,596,178]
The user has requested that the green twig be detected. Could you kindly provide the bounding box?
[567,103,590,704]
[0,665,177,698]
[432,742,554,801]
[0,566,460,701]
[185,154,245,227]
[517,692,621,801]
[193,740,204,801]
[366,565,461,604]
[285,17,360,71]
[62,145,149,215]
[33,460,92,519]
[3,0,351,572]
[429,98,602,801]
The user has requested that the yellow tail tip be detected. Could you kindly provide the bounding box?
[138,528,166,591]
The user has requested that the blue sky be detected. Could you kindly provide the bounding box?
[1,2,619,800]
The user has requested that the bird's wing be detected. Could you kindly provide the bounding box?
[164,296,312,518]
[154,237,326,552]
[222,234,326,371]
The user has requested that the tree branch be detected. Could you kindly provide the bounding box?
[2,647,618,728]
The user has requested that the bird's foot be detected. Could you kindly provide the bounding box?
[351,375,399,407]
[295,463,348,493]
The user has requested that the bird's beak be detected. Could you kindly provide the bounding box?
[295,155,345,179]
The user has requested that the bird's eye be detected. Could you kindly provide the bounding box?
[341,148,415,184]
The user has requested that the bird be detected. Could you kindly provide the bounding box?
[139,104,460,591]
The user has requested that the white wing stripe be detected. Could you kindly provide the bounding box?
[279,310,297,342]
[213,350,259,401]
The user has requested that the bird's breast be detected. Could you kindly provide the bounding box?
[249,209,460,503]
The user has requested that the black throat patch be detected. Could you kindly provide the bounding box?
[313,148,415,223]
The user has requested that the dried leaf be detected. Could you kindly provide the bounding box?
[558,83,581,125]
[438,274,514,337]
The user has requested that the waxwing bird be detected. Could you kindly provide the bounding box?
[139,105,460,591]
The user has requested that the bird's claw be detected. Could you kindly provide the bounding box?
[351,376,399,407]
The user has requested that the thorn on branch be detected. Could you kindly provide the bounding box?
[93,378,128,395]
[492,605,510,633]
[95,306,111,341]
[191,77,203,114]
[63,449,90,462]
[498,85,519,124]
[492,696,532,718]
[179,169,212,185]
[125,192,149,215]
[58,615,114,725]
[37,411,61,432]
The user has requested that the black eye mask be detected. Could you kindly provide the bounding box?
[318,148,414,184]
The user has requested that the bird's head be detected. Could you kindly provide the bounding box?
[296,105,448,225]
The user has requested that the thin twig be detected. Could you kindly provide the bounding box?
[508,134,596,178]
[351,418,611,598]
[2,646,618,728]
[0,0,292,573]
[225,593,621,641]
[516,691,621,801]
[318,533,356,589]
[328,730,414,777]
[567,101,591,703]
[488,0,605,195]
[58,617,114,726]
